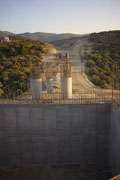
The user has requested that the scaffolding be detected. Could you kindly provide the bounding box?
[61,62,71,78]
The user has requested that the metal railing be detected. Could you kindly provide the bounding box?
[0,90,119,105]
[0,86,120,112]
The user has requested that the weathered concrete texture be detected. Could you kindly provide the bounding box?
[0,164,111,180]
[0,104,111,169]
[109,105,120,176]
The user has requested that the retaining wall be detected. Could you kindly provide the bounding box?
[0,104,110,167]
[109,105,120,176]
[0,103,120,177]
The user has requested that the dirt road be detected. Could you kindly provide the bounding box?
[59,38,98,93]
[59,38,114,95]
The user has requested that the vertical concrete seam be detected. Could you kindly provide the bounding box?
[96,104,98,164]
[107,104,111,164]
[3,105,9,165]
[28,104,34,163]
[69,105,72,164]
[42,105,46,165]
[15,104,23,165]
[55,106,58,167]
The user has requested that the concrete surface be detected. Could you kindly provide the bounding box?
[0,103,120,178]
[61,77,72,99]
[0,104,110,165]
[109,105,120,176]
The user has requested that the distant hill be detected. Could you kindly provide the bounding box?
[17,32,54,41]
[0,31,14,38]
[50,35,89,49]
[0,30,82,42]
[17,32,83,42]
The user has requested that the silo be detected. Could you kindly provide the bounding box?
[30,66,42,100]
[61,76,72,99]
[61,57,72,99]
[30,78,42,100]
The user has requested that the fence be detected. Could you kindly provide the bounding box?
[0,90,120,106]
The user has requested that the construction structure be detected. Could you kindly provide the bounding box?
[0,52,120,180]
[46,78,53,94]
[30,78,42,99]
[66,52,69,61]
[30,66,42,100]
[45,70,53,94]
[61,53,72,99]
[0,103,120,179]
[53,72,58,81]
[55,64,61,81]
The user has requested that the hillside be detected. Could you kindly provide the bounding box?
[23,32,82,42]
[18,32,55,41]
[50,35,89,49]
[0,31,14,38]
[0,30,82,42]
[0,36,53,97]
[85,31,120,89]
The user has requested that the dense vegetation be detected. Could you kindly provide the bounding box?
[0,36,52,97]
[85,31,120,89]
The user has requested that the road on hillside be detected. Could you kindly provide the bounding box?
[59,38,114,95]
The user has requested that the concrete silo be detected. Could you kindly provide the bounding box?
[30,68,42,100]
[61,53,72,99]
[30,78,42,99]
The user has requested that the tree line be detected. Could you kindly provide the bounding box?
[0,36,52,97]
[85,31,120,89]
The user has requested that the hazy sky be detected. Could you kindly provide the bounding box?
[0,0,120,34]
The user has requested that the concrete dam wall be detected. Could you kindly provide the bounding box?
[0,103,120,178]
[109,105,120,176]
